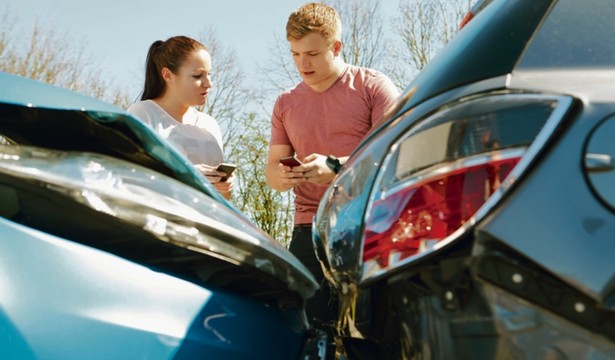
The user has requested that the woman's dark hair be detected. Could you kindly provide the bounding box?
[140,36,208,100]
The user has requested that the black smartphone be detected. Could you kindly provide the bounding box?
[216,163,236,181]
[279,155,303,167]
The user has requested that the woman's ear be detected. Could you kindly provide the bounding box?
[161,67,173,83]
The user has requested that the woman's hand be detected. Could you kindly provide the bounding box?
[195,163,233,199]
[195,164,225,182]
[213,174,233,200]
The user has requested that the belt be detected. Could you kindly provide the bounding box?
[293,224,312,231]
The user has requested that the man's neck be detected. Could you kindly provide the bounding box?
[309,60,346,93]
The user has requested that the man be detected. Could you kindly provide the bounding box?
[265,1,400,348]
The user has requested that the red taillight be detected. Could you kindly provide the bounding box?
[363,156,520,267]
[459,11,475,30]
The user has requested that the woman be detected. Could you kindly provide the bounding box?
[128,35,233,199]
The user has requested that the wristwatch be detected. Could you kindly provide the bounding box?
[326,155,342,174]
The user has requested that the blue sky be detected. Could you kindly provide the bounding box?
[6,0,398,100]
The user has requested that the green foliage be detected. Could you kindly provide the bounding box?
[228,113,295,247]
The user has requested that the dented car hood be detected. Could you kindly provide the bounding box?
[0,72,317,302]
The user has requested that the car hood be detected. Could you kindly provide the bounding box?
[0,72,318,302]
[0,145,317,302]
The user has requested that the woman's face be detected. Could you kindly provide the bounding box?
[166,49,212,107]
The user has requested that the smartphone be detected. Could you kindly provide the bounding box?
[279,155,303,167]
[216,163,236,181]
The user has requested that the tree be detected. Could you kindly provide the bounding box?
[253,35,301,98]
[386,0,472,88]
[231,113,295,245]
[0,12,130,108]
[197,28,252,147]
[328,0,388,70]
[197,29,296,246]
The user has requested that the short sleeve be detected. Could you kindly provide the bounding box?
[368,73,401,126]
[270,95,292,146]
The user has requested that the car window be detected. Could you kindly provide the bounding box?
[519,0,615,69]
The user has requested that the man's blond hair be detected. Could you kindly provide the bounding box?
[286,2,342,44]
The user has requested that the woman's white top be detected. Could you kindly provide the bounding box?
[127,100,224,166]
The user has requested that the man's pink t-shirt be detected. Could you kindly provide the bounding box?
[270,64,400,225]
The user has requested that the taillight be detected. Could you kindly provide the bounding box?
[459,11,475,30]
[460,0,494,29]
[361,94,572,278]
[364,155,520,268]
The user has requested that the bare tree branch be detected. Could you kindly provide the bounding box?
[328,0,388,69]
[386,0,471,88]
[0,12,129,107]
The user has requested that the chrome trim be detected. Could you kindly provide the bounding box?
[585,153,614,172]
[381,148,526,200]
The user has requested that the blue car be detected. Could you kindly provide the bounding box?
[0,72,324,359]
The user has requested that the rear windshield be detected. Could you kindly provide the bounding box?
[518,0,615,69]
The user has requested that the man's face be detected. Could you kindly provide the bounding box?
[289,32,340,91]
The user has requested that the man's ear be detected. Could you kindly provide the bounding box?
[333,40,342,57]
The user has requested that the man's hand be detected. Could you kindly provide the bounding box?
[277,161,308,187]
[300,154,337,184]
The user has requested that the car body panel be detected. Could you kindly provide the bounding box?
[476,98,615,299]
[0,145,317,301]
[0,217,306,360]
[0,72,120,112]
